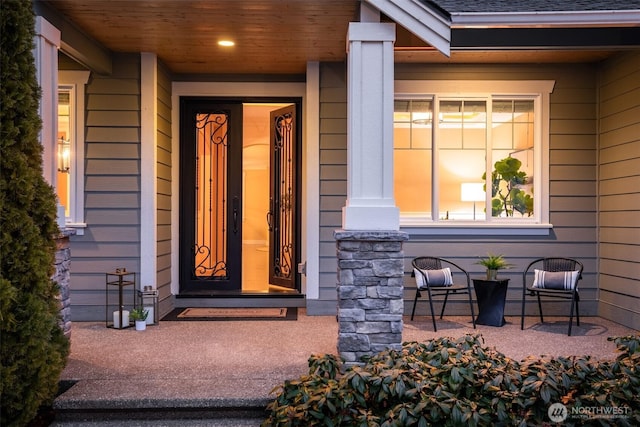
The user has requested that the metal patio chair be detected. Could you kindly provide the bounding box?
[410,256,476,332]
[520,257,584,336]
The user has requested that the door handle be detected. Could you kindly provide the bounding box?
[233,197,239,234]
[266,197,273,232]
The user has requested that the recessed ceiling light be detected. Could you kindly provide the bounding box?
[218,40,235,47]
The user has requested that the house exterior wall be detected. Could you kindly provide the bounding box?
[316,61,600,317]
[68,53,141,321]
[156,62,173,317]
[597,51,640,330]
[64,54,638,328]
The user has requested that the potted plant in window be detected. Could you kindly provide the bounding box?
[476,253,512,280]
[130,307,149,331]
[482,157,533,217]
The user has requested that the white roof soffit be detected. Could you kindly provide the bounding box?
[365,0,451,56]
[450,10,640,28]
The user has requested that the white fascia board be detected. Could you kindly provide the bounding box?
[451,10,640,28]
[365,0,451,56]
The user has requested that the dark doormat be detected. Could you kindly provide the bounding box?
[162,307,297,321]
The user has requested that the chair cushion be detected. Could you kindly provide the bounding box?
[414,267,453,289]
[532,269,579,290]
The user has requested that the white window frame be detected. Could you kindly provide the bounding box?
[58,70,89,234]
[395,80,555,235]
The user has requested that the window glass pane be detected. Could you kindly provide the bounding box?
[395,149,432,215]
[439,100,462,149]
[438,100,487,220]
[394,99,432,217]
[393,123,411,149]
[463,101,486,149]
[514,100,535,122]
[411,100,432,149]
[439,150,486,220]
[57,90,71,218]
[490,100,534,218]
[393,100,432,150]
[393,100,411,121]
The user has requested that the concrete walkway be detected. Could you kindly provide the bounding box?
[52,311,638,425]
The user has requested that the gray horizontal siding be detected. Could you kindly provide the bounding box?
[85,193,139,208]
[85,143,140,158]
[68,53,141,321]
[597,54,640,330]
[85,128,139,143]
[86,94,139,110]
[84,176,140,192]
[65,55,172,320]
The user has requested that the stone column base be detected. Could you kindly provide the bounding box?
[54,230,74,337]
[335,230,408,367]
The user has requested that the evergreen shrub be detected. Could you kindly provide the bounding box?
[1,1,70,425]
[262,335,640,426]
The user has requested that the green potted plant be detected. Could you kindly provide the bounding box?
[130,307,149,331]
[476,253,512,280]
[482,156,533,217]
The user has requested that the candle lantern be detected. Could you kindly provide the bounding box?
[105,269,136,329]
[137,286,159,325]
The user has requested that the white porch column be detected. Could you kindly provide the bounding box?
[140,53,158,290]
[34,16,60,186]
[342,22,398,231]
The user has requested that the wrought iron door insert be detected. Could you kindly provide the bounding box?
[180,101,242,292]
[268,105,297,289]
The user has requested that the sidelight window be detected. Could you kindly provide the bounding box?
[57,71,89,233]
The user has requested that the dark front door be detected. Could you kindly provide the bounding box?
[180,99,243,292]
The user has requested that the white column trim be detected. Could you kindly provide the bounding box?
[140,53,158,290]
[34,16,60,186]
[343,22,399,230]
[304,62,320,299]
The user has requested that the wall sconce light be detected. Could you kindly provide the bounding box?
[461,182,485,220]
[57,137,70,173]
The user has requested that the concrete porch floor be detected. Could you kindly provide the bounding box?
[51,310,638,426]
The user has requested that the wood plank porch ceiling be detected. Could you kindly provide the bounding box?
[44,0,622,76]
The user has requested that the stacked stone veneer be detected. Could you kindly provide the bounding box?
[53,231,74,337]
[335,230,408,366]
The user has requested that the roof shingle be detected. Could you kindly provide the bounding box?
[426,0,640,14]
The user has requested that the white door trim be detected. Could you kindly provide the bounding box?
[170,77,319,300]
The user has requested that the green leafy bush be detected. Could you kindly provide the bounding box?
[262,335,640,426]
[1,1,70,425]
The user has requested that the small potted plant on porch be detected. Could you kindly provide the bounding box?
[476,253,512,280]
[130,307,149,331]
